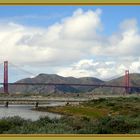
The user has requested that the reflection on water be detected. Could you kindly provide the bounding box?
[0,102,64,121]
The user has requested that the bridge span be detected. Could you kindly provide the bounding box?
[0,61,138,94]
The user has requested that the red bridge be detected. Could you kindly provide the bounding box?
[0,61,140,94]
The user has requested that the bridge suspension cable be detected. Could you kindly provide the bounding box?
[0,61,140,95]
[9,62,35,76]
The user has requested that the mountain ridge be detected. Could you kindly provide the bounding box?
[0,73,140,94]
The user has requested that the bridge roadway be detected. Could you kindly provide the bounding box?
[0,82,140,89]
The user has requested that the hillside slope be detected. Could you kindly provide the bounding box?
[93,73,140,94]
[7,74,104,94]
[0,73,140,95]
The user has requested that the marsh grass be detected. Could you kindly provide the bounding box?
[0,97,140,134]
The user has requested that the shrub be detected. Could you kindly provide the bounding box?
[0,120,11,133]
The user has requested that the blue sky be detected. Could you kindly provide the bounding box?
[0,6,140,82]
[0,6,140,35]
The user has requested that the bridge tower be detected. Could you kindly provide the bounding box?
[124,70,130,94]
[4,61,8,94]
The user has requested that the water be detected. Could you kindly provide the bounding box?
[0,102,65,121]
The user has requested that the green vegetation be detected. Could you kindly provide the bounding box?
[0,114,140,134]
[37,97,140,119]
[0,97,140,134]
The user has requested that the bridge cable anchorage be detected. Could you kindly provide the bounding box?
[9,62,35,76]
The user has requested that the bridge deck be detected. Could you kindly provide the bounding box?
[0,83,140,88]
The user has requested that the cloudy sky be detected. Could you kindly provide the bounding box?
[0,6,140,82]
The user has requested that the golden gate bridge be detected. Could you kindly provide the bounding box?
[0,61,140,94]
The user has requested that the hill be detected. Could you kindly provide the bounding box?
[7,74,104,94]
[93,73,140,94]
[0,73,140,95]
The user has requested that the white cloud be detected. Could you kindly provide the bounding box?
[60,8,102,40]
[0,8,140,80]
[57,59,140,80]
[0,8,102,66]
[130,59,140,72]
